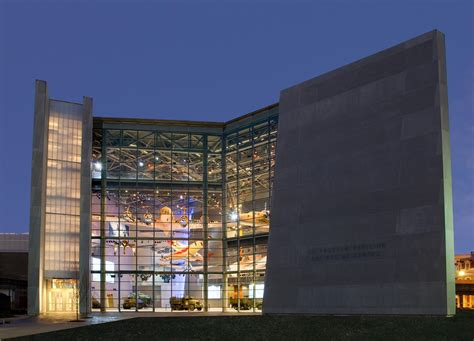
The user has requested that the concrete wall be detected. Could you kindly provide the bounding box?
[80,96,93,316]
[0,233,29,252]
[264,30,455,315]
[28,80,49,315]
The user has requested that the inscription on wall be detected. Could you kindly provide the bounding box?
[307,242,386,262]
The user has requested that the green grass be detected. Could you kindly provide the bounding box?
[11,311,474,340]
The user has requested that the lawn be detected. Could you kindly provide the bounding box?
[10,311,474,340]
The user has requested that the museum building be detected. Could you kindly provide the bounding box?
[28,30,456,316]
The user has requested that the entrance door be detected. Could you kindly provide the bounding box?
[46,279,77,312]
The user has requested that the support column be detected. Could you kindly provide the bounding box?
[221,137,227,312]
[203,136,209,311]
[100,128,107,312]
[28,80,49,316]
[79,96,93,317]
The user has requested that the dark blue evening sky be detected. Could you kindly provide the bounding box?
[0,1,472,253]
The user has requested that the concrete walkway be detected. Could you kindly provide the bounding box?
[0,312,260,339]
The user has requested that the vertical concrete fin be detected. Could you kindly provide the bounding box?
[28,80,49,315]
[435,31,456,316]
[80,96,93,316]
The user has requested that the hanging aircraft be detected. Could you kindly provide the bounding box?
[232,210,270,227]
[226,254,267,272]
[158,240,204,262]
[155,258,204,273]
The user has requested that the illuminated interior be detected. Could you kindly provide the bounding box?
[90,107,278,312]
[46,279,78,313]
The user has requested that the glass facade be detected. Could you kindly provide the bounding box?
[223,116,278,311]
[90,107,278,312]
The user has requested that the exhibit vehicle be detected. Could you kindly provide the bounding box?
[123,296,144,310]
[230,298,263,311]
[122,292,152,310]
[170,296,203,311]
[92,296,101,309]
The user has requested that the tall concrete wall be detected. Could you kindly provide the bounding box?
[28,80,49,315]
[264,30,455,315]
[79,96,93,316]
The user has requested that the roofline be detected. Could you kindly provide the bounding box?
[93,102,279,128]
[93,116,224,128]
[50,98,83,106]
[224,102,278,126]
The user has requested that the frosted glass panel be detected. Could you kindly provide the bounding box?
[44,100,83,275]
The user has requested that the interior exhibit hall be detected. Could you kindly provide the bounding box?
[90,112,277,313]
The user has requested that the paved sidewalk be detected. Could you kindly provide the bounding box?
[0,312,259,339]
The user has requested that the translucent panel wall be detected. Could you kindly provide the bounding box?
[44,100,83,277]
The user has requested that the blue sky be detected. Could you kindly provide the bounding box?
[0,1,472,253]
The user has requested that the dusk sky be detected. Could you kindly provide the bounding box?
[0,1,472,253]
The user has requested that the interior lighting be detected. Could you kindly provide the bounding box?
[138,161,145,167]
[459,270,466,277]
[94,161,102,171]
[230,212,238,221]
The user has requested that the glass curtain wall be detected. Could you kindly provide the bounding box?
[90,109,278,313]
[91,128,223,312]
[224,115,278,312]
